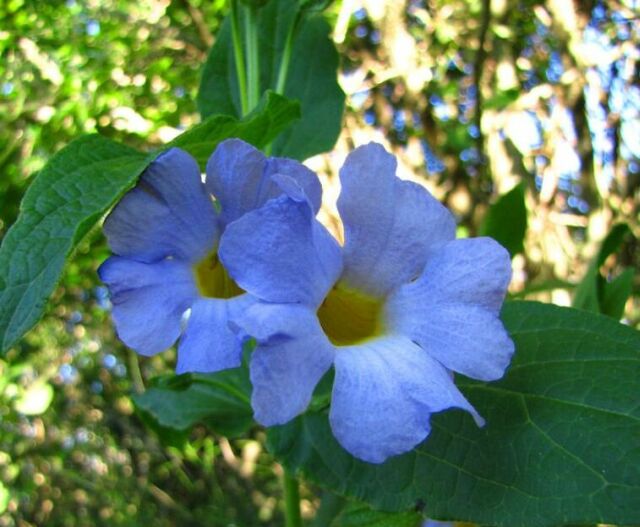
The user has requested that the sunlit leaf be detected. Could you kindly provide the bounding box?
[0,481,9,515]
[0,93,299,354]
[14,381,53,415]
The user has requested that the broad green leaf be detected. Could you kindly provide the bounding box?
[479,182,527,256]
[0,93,300,354]
[331,502,422,527]
[573,223,634,318]
[173,91,300,168]
[0,135,149,354]
[133,367,253,438]
[268,301,640,527]
[197,0,344,160]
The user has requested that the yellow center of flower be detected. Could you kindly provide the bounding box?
[317,285,384,346]
[193,250,243,299]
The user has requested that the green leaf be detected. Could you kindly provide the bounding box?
[0,93,299,354]
[479,182,527,256]
[483,88,520,110]
[133,367,253,438]
[330,502,422,527]
[0,481,9,515]
[298,0,333,13]
[0,135,149,354]
[572,223,634,318]
[174,91,300,168]
[238,0,271,7]
[197,0,344,160]
[600,267,635,320]
[268,301,640,527]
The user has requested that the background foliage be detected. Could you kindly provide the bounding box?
[0,0,638,525]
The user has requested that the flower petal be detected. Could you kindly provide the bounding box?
[338,143,456,297]
[104,148,218,263]
[267,156,322,213]
[233,303,334,425]
[386,237,514,381]
[205,139,321,227]
[176,295,253,374]
[330,335,482,464]
[98,256,197,356]
[219,196,342,306]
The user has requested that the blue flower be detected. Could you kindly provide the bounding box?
[99,139,321,374]
[219,143,514,463]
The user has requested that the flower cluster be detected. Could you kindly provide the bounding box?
[100,139,514,463]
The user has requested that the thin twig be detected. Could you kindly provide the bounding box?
[472,0,492,185]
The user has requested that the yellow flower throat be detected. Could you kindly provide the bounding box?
[193,250,243,299]
[317,285,384,346]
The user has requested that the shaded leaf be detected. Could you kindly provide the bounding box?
[331,502,422,527]
[197,0,344,160]
[174,91,300,168]
[268,301,640,527]
[573,223,634,318]
[133,366,253,438]
[479,182,527,256]
[600,267,635,320]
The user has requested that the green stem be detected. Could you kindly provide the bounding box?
[230,0,249,116]
[283,469,302,527]
[128,349,145,394]
[244,4,260,112]
[265,13,300,156]
[275,14,298,95]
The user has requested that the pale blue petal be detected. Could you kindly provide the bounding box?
[98,256,197,356]
[205,139,321,227]
[338,143,456,297]
[176,295,253,374]
[232,303,334,425]
[219,196,342,306]
[386,238,514,381]
[266,156,322,213]
[330,335,482,464]
[104,148,218,263]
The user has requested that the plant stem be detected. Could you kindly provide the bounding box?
[275,14,299,95]
[266,13,300,156]
[244,4,260,112]
[128,349,145,394]
[283,469,302,527]
[230,0,249,116]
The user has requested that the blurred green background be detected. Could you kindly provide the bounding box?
[0,0,638,525]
